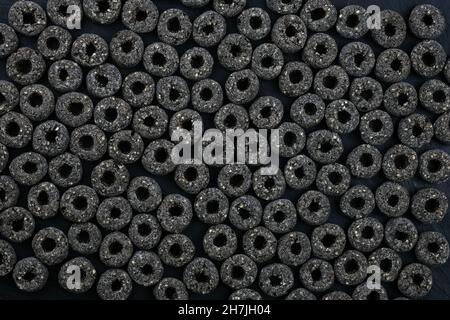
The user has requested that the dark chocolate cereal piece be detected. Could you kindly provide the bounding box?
[156,76,190,111]
[411,40,446,78]
[99,232,133,268]
[266,0,302,15]
[70,124,107,161]
[122,72,155,108]
[142,139,176,176]
[338,42,375,77]
[322,291,352,300]
[127,176,162,213]
[213,0,245,18]
[133,106,168,140]
[0,239,16,276]
[279,62,313,97]
[375,48,411,83]
[154,277,189,300]
[0,207,35,243]
[397,263,432,299]
[311,223,346,260]
[316,163,351,197]
[48,153,82,188]
[194,188,228,225]
[143,42,179,77]
[375,182,410,217]
[300,0,337,32]
[259,263,294,297]
[252,168,286,201]
[346,144,382,179]
[191,79,223,113]
[383,82,417,117]
[83,0,121,25]
[313,65,349,100]
[299,258,334,293]
[277,232,311,267]
[415,231,449,266]
[157,9,192,46]
[419,79,450,114]
[127,251,163,287]
[349,77,383,112]
[0,111,33,149]
[411,188,448,224]
[251,43,284,81]
[91,159,130,197]
[183,257,220,295]
[9,152,47,186]
[58,257,96,294]
[108,130,144,164]
[263,199,297,234]
[48,59,83,93]
[296,190,330,226]
[6,48,46,86]
[302,33,338,69]
[174,163,210,195]
[158,234,195,267]
[60,185,99,223]
[192,10,226,47]
[336,5,369,39]
[334,250,367,286]
[46,0,82,28]
[271,14,307,53]
[229,288,262,301]
[237,8,271,41]
[325,99,360,134]
[340,185,375,219]
[385,217,418,252]
[128,214,161,250]
[94,97,132,132]
[0,175,19,211]
[220,254,257,290]
[8,1,47,36]
[347,217,384,253]
[31,227,68,266]
[0,80,19,115]
[249,96,283,129]
[398,113,434,149]
[352,283,388,300]
[306,130,344,164]
[97,269,132,300]
[284,155,317,190]
[86,64,122,99]
[290,93,325,129]
[96,197,133,231]
[382,144,418,182]
[218,164,252,198]
[243,226,277,263]
[180,47,214,81]
[110,30,144,68]
[55,92,93,127]
[0,23,18,58]
[434,112,450,144]
[27,182,60,220]
[409,4,445,40]
[371,10,406,48]
[419,149,450,184]
[359,110,394,146]
[157,194,192,233]
[68,222,102,255]
[71,33,109,68]
[37,26,72,61]
[0,143,8,173]
[368,247,403,282]
[278,122,305,157]
[121,0,159,33]
[225,69,259,105]
[203,224,237,261]
[13,257,48,292]
[32,120,70,157]
[229,195,262,231]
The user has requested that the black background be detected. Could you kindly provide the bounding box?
[0,0,449,300]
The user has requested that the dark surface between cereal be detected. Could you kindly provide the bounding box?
[0,0,450,301]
